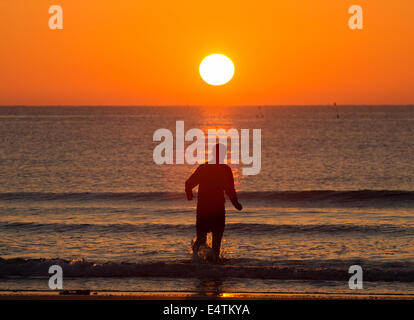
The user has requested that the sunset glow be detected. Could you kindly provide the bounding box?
[0,0,413,106]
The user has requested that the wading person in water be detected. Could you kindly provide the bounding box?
[185,143,243,260]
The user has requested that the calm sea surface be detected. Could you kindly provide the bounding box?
[0,106,413,295]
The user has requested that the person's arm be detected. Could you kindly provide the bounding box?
[224,166,243,210]
[185,166,201,200]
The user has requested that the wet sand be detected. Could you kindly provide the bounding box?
[1,291,413,300]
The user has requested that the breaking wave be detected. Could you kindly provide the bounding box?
[0,257,413,282]
[1,221,412,236]
[1,190,413,207]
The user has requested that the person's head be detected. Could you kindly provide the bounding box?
[210,143,226,164]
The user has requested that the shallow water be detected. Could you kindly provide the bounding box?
[0,106,413,294]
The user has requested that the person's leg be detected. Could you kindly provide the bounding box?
[212,214,225,258]
[212,230,223,258]
[193,231,207,253]
[193,216,207,254]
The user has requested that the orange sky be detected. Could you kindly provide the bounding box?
[0,0,413,106]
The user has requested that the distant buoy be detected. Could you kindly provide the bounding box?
[334,102,340,119]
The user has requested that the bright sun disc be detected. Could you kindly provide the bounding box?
[199,54,234,86]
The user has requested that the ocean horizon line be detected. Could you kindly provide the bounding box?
[1,104,414,108]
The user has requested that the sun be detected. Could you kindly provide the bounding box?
[199,54,235,86]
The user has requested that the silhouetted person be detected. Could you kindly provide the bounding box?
[185,143,243,260]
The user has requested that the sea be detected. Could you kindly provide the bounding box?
[0,105,413,296]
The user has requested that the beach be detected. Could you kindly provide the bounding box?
[1,291,414,300]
